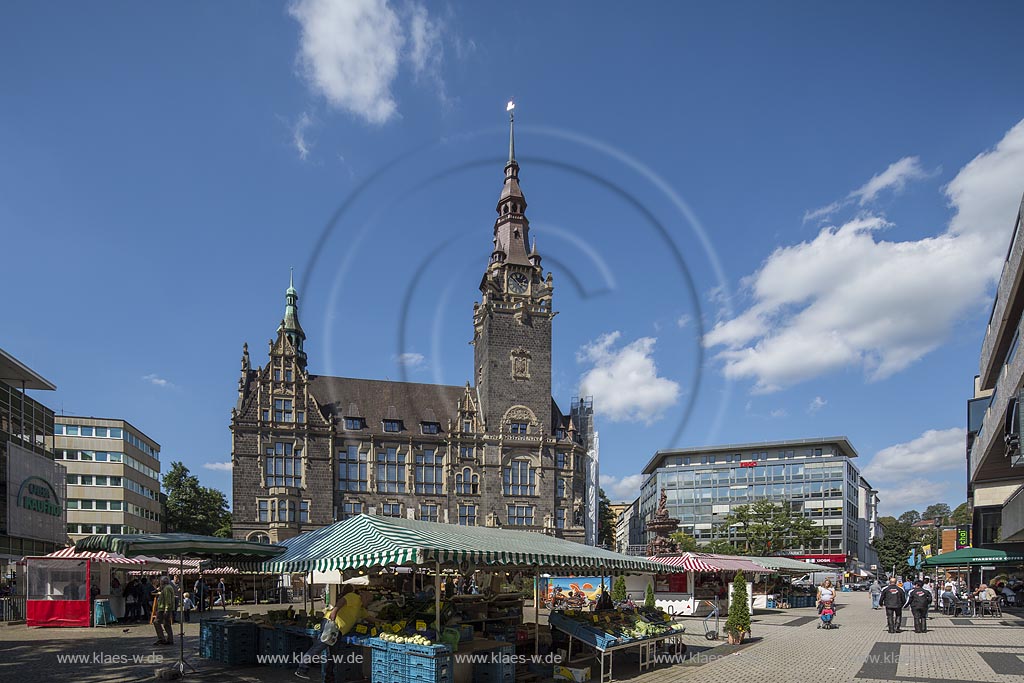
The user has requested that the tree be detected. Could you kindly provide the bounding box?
[872,519,917,577]
[597,488,616,547]
[951,502,970,525]
[724,570,751,639]
[723,500,825,556]
[163,462,232,537]
[878,515,899,530]
[670,531,699,552]
[703,538,746,555]
[644,582,655,608]
[922,503,951,523]
[897,510,921,526]
[611,576,627,603]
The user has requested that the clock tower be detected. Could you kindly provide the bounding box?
[473,103,556,435]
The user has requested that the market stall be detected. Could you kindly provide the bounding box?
[745,556,829,608]
[75,532,287,677]
[238,514,670,683]
[23,549,161,627]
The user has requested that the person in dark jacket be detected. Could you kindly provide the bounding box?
[880,577,906,633]
[907,580,932,633]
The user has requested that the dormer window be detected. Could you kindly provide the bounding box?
[274,399,293,422]
[510,422,528,435]
[463,420,473,434]
[420,422,440,435]
[344,417,365,430]
[555,428,567,440]
[383,420,402,433]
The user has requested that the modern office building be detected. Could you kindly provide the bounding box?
[230,114,599,545]
[969,190,1024,551]
[0,347,65,573]
[51,417,162,540]
[639,437,881,572]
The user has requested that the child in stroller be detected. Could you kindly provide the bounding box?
[817,600,837,629]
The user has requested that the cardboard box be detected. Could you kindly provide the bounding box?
[554,666,592,682]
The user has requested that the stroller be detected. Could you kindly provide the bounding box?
[817,600,837,629]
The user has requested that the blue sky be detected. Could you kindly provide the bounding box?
[3,1,1024,516]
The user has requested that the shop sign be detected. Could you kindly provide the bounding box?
[739,461,757,468]
[790,554,847,564]
[955,525,971,550]
[17,476,62,516]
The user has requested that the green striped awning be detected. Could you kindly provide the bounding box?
[244,515,670,574]
[746,556,825,573]
[75,533,287,560]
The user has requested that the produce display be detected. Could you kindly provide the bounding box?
[549,606,684,649]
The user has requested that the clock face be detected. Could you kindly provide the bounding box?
[509,272,529,294]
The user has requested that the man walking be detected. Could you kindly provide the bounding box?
[869,579,883,610]
[907,580,932,633]
[194,575,207,613]
[153,576,175,646]
[880,577,906,633]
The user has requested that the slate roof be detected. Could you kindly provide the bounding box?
[308,375,466,436]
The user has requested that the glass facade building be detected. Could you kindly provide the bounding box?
[639,437,880,571]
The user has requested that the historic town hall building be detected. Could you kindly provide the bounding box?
[230,114,599,546]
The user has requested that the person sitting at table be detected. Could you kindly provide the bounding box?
[939,585,958,613]
[998,582,1016,605]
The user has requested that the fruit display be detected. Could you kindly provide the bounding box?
[549,608,684,649]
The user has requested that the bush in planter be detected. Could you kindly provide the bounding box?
[725,570,751,643]
[612,576,627,603]
[644,583,655,608]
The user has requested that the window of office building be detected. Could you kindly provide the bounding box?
[344,417,365,430]
[381,503,401,518]
[274,399,293,422]
[420,504,439,522]
[458,504,476,526]
[383,420,402,433]
[376,448,406,493]
[338,446,368,491]
[340,502,363,520]
[415,448,442,494]
[556,508,566,529]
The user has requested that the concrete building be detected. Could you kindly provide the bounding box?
[614,497,643,555]
[0,347,65,573]
[51,417,162,540]
[230,113,599,545]
[969,191,1024,550]
[639,437,881,572]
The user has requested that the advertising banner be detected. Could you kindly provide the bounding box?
[955,525,971,550]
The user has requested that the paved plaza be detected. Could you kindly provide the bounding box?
[0,593,1022,683]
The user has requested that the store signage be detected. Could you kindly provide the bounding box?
[955,525,971,550]
[16,476,62,516]
[980,566,996,571]
[790,554,847,564]
[739,461,757,468]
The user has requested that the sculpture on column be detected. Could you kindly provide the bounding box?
[645,488,681,556]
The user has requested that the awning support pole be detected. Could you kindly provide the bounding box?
[434,561,441,636]
[534,568,540,657]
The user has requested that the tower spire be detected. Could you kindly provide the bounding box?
[278,269,306,362]
[507,99,516,166]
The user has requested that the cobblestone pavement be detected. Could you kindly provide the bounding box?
[0,593,1021,683]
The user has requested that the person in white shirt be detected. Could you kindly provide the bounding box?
[817,579,836,613]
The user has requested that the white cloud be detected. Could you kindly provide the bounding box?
[676,314,692,329]
[142,374,173,388]
[578,332,681,425]
[394,352,425,368]
[863,427,966,515]
[706,120,1024,392]
[808,396,827,414]
[849,156,934,205]
[770,408,788,418]
[803,200,845,224]
[601,473,644,502]
[287,0,449,125]
[202,462,233,472]
[292,111,313,160]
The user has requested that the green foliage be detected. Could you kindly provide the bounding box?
[878,516,899,530]
[724,570,751,635]
[722,500,824,556]
[922,503,951,523]
[644,583,655,608]
[163,462,232,537]
[598,488,616,547]
[670,531,699,552]
[872,519,917,577]
[951,502,970,525]
[702,538,747,555]
[612,576,627,602]
[898,510,921,526]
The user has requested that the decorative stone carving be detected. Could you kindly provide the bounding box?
[645,488,681,556]
[510,347,532,380]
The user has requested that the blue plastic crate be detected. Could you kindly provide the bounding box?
[392,642,452,658]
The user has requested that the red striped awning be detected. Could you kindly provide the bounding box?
[648,554,719,572]
[694,553,769,573]
[43,547,149,565]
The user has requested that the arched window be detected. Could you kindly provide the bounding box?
[455,467,479,495]
[248,532,270,544]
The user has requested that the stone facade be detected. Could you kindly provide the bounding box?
[230,117,597,545]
